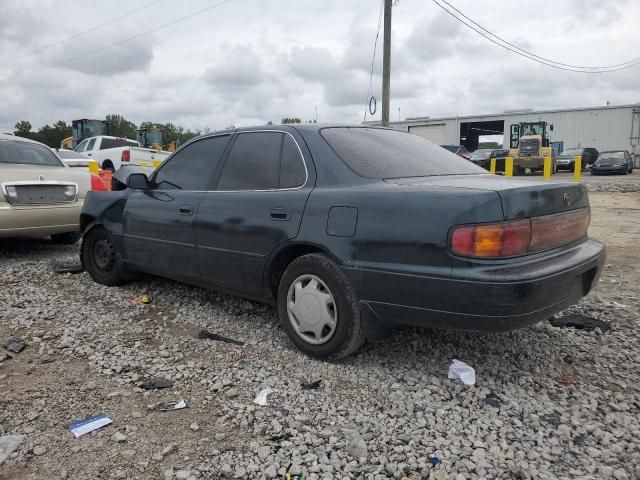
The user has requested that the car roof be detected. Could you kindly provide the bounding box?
[0,133,47,145]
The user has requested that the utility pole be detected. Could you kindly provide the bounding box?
[381,0,392,127]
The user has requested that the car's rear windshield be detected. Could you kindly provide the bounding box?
[597,151,625,161]
[0,140,63,167]
[56,149,88,159]
[470,149,492,160]
[320,128,485,178]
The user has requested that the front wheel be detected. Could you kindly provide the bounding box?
[82,226,129,286]
[277,253,365,360]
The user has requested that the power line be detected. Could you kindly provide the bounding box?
[431,0,640,73]
[436,0,640,71]
[0,0,165,66]
[363,0,384,122]
[0,0,238,83]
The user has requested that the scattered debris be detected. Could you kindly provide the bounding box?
[556,374,578,386]
[150,400,188,412]
[573,434,587,446]
[49,258,83,274]
[342,428,368,458]
[139,295,151,304]
[550,314,611,332]
[4,339,26,353]
[429,456,441,466]
[542,412,561,427]
[448,359,476,385]
[0,435,24,466]
[301,380,322,390]
[286,475,305,480]
[254,388,275,406]
[140,378,174,390]
[485,392,500,408]
[197,329,244,346]
[68,414,112,438]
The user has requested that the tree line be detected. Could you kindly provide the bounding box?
[12,114,205,148]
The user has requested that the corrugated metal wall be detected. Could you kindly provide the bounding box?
[391,105,636,153]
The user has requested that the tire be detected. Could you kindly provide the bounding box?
[81,226,129,286]
[277,253,365,360]
[50,232,81,244]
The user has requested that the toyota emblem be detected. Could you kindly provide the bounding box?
[562,192,572,206]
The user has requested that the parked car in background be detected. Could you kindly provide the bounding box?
[80,125,605,359]
[0,133,108,242]
[54,148,98,169]
[556,148,599,171]
[591,151,634,175]
[441,144,471,159]
[75,135,170,172]
[469,148,509,170]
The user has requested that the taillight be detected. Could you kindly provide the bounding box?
[450,208,589,258]
[121,150,130,162]
[91,174,108,191]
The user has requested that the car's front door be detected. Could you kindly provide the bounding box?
[122,135,231,279]
[195,130,312,295]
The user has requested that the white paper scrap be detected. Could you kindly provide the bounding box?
[253,388,275,406]
[68,414,112,438]
[448,359,476,385]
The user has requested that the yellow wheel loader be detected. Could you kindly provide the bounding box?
[508,121,555,175]
[60,119,108,149]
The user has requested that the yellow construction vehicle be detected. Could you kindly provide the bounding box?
[60,119,108,149]
[136,127,177,152]
[508,121,555,175]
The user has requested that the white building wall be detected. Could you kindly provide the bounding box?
[386,104,637,153]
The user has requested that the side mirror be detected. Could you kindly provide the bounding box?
[127,173,150,190]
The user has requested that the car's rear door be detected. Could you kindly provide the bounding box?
[195,130,312,295]
[122,135,231,279]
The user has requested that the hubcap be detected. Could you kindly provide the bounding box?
[287,274,337,345]
[93,237,115,273]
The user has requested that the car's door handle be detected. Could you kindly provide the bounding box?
[87,153,92,156]
[270,208,290,221]
[178,205,194,215]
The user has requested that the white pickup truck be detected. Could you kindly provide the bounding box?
[74,135,171,172]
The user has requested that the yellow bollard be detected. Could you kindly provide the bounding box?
[543,156,552,180]
[574,155,582,182]
[489,157,496,174]
[505,157,514,177]
[88,161,99,174]
[152,160,162,168]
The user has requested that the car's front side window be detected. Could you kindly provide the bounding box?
[87,138,96,151]
[153,135,230,190]
[217,132,283,190]
[75,139,89,152]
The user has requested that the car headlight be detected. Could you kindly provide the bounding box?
[4,185,18,203]
[63,185,77,200]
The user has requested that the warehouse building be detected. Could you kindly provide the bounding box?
[373,103,640,163]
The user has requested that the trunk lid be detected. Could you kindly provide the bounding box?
[385,174,588,220]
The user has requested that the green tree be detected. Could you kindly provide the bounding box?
[35,120,72,148]
[105,114,137,139]
[14,120,32,138]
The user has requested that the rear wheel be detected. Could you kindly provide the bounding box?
[277,253,365,360]
[82,226,129,286]
[51,232,81,244]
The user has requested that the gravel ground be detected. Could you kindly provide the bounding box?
[1,192,639,480]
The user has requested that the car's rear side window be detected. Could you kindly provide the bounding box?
[154,135,230,190]
[217,132,283,190]
[0,140,63,167]
[321,127,485,179]
[280,134,306,188]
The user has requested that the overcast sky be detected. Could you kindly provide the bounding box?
[1,0,639,132]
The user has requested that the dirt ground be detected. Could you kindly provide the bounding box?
[1,191,639,480]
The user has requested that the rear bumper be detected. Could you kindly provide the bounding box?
[0,201,83,238]
[591,167,626,175]
[346,239,606,332]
